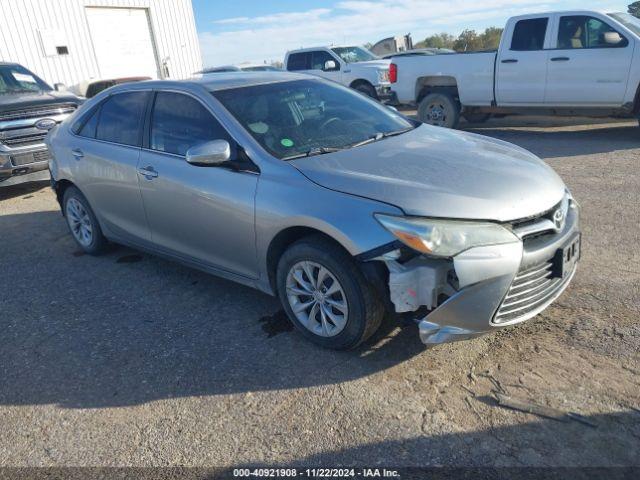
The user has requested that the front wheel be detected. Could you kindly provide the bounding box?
[418,92,461,128]
[276,236,384,350]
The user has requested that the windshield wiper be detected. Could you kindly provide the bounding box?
[381,127,415,138]
[349,132,384,149]
[283,146,343,161]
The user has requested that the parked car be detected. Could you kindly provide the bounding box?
[237,64,282,72]
[0,62,82,186]
[390,10,640,127]
[197,65,242,74]
[47,72,580,350]
[72,77,152,99]
[284,46,395,102]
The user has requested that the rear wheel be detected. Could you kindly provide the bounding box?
[63,186,109,255]
[418,92,461,128]
[276,236,384,350]
[353,82,377,99]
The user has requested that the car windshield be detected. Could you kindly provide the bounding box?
[213,79,415,160]
[0,64,51,94]
[608,12,640,36]
[331,46,379,63]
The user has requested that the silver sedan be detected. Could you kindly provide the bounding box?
[47,73,580,350]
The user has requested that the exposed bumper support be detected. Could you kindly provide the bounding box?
[381,200,581,346]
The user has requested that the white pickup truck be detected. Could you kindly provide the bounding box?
[284,46,395,102]
[390,11,640,128]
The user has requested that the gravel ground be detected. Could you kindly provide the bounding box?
[0,116,638,468]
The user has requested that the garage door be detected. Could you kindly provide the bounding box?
[85,7,159,80]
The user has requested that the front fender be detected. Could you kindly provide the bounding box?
[254,168,402,292]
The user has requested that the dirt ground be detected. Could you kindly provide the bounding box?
[0,116,638,468]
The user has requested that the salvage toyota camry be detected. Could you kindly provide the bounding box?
[47,72,580,350]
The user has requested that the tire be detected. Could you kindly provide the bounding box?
[63,186,109,255]
[462,112,491,124]
[418,92,461,128]
[353,82,377,99]
[276,235,385,350]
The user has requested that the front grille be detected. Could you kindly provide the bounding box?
[0,127,48,148]
[10,150,50,166]
[0,103,76,122]
[493,260,574,325]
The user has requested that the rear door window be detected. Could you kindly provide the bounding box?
[95,91,149,146]
[287,52,311,71]
[150,91,232,157]
[511,18,549,51]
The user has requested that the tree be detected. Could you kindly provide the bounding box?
[479,26,503,50]
[453,29,482,51]
[421,33,456,49]
[629,2,640,18]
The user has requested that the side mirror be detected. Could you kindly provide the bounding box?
[323,60,337,71]
[603,32,624,46]
[186,140,231,166]
[54,83,67,92]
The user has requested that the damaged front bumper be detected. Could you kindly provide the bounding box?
[380,200,580,345]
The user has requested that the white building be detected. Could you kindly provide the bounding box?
[0,0,202,89]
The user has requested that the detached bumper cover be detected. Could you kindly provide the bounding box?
[417,203,580,345]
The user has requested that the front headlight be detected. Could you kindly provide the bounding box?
[375,214,519,257]
[377,69,390,83]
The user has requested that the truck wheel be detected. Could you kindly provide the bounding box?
[276,235,384,350]
[63,186,109,255]
[353,82,377,99]
[418,92,461,128]
[463,112,491,124]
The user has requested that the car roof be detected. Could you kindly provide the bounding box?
[107,72,313,93]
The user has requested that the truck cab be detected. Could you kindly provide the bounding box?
[496,11,635,106]
[0,62,81,186]
[284,46,395,102]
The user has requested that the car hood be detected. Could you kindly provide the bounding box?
[0,90,81,111]
[291,125,566,222]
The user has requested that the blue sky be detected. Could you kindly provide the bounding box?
[192,0,629,66]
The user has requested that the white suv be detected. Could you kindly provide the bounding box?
[284,46,395,103]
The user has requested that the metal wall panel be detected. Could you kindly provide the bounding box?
[0,0,202,87]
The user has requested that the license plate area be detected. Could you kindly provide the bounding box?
[552,233,581,279]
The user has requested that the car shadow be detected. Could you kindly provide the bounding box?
[0,210,427,409]
[465,123,640,159]
[0,180,51,201]
[222,410,640,468]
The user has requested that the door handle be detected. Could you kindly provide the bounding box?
[138,166,158,179]
[71,148,84,160]
[501,59,518,63]
[551,57,570,62]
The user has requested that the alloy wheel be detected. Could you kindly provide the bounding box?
[66,198,93,247]
[285,261,349,337]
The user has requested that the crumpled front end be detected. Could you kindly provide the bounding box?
[377,196,581,345]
